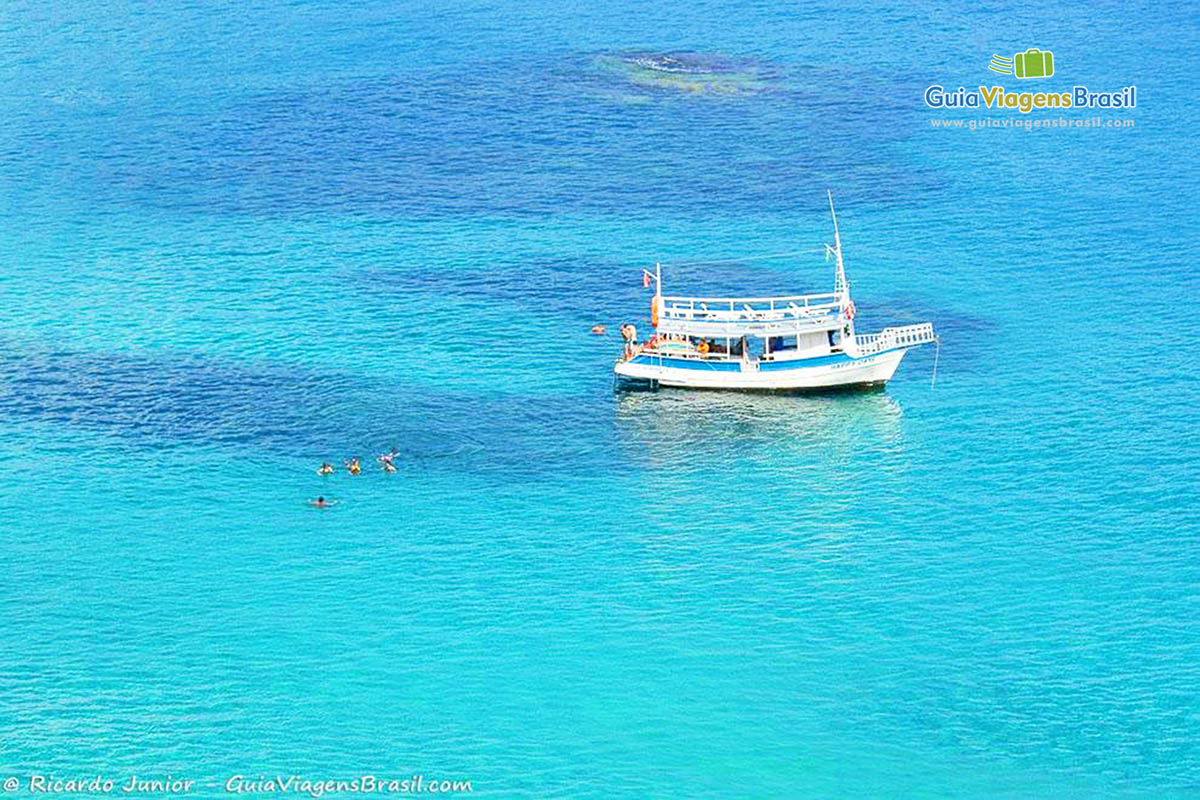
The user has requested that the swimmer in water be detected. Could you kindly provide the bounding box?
[316,462,335,476]
[346,457,362,475]
[308,496,337,508]
[383,460,397,473]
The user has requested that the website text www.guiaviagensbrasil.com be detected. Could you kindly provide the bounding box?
[930,116,1135,131]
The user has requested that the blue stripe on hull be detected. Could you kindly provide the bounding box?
[758,353,854,371]
[627,355,742,371]
[629,347,904,373]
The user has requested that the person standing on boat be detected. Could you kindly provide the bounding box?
[620,323,638,358]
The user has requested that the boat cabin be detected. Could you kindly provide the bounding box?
[635,292,853,366]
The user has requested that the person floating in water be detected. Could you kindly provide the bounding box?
[378,448,399,472]
[346,457,362,476]
[308,496,337,508]
[316,462,335,476]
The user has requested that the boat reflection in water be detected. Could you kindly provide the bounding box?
[612,388,910,560]
[614,387,905,474]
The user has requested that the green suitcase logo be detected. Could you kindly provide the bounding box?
[1015,48,1054,78]
[989,48,1055,79]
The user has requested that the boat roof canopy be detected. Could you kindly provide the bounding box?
[656,293,845,338]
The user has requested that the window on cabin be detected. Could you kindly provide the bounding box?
[768,336,797,352]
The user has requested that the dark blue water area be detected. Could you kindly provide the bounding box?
[0,337,631,480]
[52,53,943,219]
[356,254,987,373]
[0,273,984,482]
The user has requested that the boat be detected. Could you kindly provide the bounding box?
[613,192,937,391]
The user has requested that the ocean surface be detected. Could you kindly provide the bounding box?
[2,1,1198,797]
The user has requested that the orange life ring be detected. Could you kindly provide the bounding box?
[650,296,660,328]
[697,340,710,355]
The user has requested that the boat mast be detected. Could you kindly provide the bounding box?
[827,190,856,349]
[827,189,848,300]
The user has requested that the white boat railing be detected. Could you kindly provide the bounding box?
[854,323,936,355]
[659,293,841,323]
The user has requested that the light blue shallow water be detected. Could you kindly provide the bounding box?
[2,1,1198,797]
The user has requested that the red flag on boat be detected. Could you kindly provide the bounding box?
[642,271,652,289]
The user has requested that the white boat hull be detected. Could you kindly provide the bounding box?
[614,346,913,391]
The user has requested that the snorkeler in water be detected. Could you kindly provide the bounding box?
[308,496,338,508]
[316,462,335,476]
[382,461,397,473]
[346,457,362,475]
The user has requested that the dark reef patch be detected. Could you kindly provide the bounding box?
[0,340,624,480]
[593,51,784,96]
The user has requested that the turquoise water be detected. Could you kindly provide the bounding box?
[2,1,1198,797]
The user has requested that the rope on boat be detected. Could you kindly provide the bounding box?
[931,335,941,389]
[656,248,828,267]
